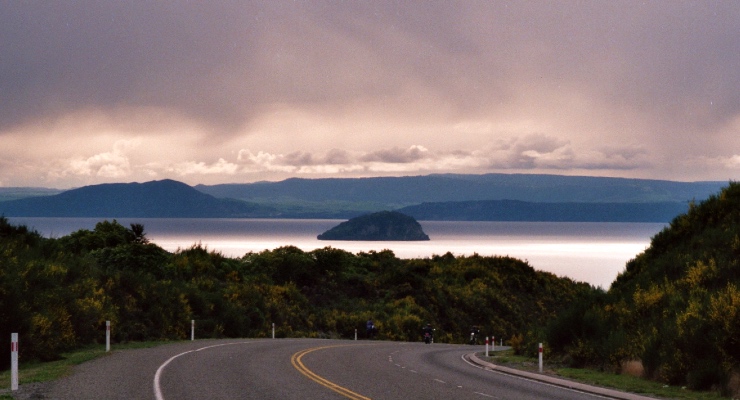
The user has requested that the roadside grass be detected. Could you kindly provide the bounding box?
[0,341,167,394]
[556,368,727,400]
[483,349,728,400]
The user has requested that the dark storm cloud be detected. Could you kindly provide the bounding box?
[0,2,268,131]
[0,1,420,132]
[2,1,739,135]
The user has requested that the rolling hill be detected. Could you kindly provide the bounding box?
[0,179,275,218]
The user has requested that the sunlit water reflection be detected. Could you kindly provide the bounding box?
[9,218,665,289]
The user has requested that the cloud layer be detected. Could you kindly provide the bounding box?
[1,1,738,187]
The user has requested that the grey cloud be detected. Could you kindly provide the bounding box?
[486,134,570,169]
[279,149,352,166]
[282,151,316,166]
[323,149,351,165]
[599,145,648,161]
[514,134,569,154]
[360,146,430,164]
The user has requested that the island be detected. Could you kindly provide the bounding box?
[317,211,430,241]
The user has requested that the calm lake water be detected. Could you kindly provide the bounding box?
[8,217,666,289]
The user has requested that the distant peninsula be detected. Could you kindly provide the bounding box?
[317,211,430,241]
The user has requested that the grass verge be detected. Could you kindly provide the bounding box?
[482,349,728,400]
[0,341,168,396]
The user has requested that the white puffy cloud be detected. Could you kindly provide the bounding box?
[58,139,140,179]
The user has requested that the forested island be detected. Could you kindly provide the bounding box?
[1,181,739,397]
[317,211,430,241]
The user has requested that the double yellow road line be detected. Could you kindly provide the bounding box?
[291,345,372,400]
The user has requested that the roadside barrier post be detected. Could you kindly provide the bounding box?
[538,343,543,373]
[106,321,111,352]
[272,323,275,339]
[11,333,18,391]
[485,336,489,357]
[355,329,357,340]
[191,320,195,341]
[492,336,495,351]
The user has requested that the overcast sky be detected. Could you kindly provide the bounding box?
[1,1,738,188]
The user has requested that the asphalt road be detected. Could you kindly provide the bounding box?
[34,338,624,399]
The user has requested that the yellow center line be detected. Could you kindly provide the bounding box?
[291,344,373,400]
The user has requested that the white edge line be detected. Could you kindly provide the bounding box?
[153,341,253,400]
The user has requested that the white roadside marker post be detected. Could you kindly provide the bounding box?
[485,336,489,357]
[492,336,495,351]
[272,323,275,339]
[538,343,543,373]
[355,329,357,340]
[191,320,195,341]
[106,321,111,352]
[11,333,19,391]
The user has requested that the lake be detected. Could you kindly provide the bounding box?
[8,217,666,289]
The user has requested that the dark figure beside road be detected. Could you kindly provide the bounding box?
[469,325,480,345]
[366,319,377,339]
[422,323,434,344]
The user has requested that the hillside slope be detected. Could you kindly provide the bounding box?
[548,182,740,394]
[0,187,62,202]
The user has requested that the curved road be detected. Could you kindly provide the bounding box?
[40,339,630,399]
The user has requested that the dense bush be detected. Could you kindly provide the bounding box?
[547,182,740,395]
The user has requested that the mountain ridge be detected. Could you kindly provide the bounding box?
[195,173,726,204]
[0,174,728,221]
[0,179,275,218]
